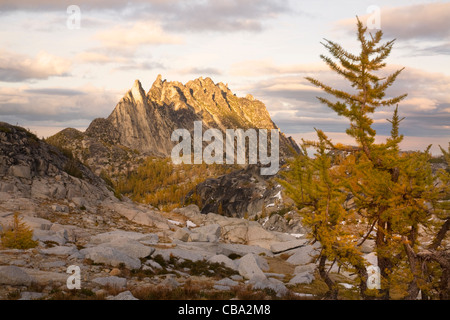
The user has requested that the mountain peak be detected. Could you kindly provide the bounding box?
[127,79,145,103]
[153,74,164,87]
[133,79,142,88]
[107,75,300,156]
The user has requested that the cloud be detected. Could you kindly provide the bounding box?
[239,65,450,142]
[24,88,86,96]
[76,52,126,64]
[0,0,290,33]
[403,42,450,57]
[0,50,71,82]
[336,3,450,41]
[94,21,183,50]
[179,67,223,76]
[156,0,289,33]
[230,60,328,77]
[0,85,121,124]
[113,61,165,71]
[402,97,437,111]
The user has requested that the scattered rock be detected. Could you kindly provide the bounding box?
[254,255,270,272]
[98,239,154,260]
[161,275,180,289]
[286,243,321,265]
[92,276,127,288]
[152,248,212,262]
[294,263,316,275]
[107,290,138,300]
[0,266,32,286]
[40,245,78,256]
[33,229,67,246]
[230,275,243,281]
[51,204,69,213]
[246,222,279,249]
[22,268,68,286]
[270,239,308,254]
[172,228,191,242]
[264,273,285,279]
[80,246,141,270]
[190,224,221,243]
[208,254,238,271]
[172,205,204,226]
[109,268,121,276]
[214,284,231,291]
[249,277,289,297]
[41,261,66,269]
[22,216,53,231]
[145,260,162,270]
[288,272,314,285]
[89,230,150,244]
[19,292,45,300]
[238,254,266,280]
[216,278,239,287]
[219,243,273,258]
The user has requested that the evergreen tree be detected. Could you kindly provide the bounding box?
[282,131,370,299]
[305,17,410,298]
[282,17,448,299]
[1,212,38,249]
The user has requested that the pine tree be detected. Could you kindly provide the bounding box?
[286,17,449,299]
[1,212,38,249]
[282,130,370,299]
[304,17,410,298]
[306,18,407,161]
[281,143,312,207]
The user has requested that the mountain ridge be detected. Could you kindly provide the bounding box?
[107,74,300,157]
[48,75,300,177]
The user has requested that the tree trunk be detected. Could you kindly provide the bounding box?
[416,250,450,300]
[403,241,421,300]
[318,255,338,299]
[353,259,371,300]
[429,218,450,251]
[376,218,391,299]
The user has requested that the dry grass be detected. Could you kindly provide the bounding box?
[266,256,296,275]
[48,288,102,300]
[131,279,228,300]
[131,279,300,300]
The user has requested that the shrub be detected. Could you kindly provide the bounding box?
[1,212,38,249]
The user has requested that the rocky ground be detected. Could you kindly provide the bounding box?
[0,122,372,300]
[1,191,373,300]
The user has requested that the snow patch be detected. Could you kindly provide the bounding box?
[274,191,282,200]
[186,220,197,228]
[168,219,181,226]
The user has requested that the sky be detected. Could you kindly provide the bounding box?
[0,0,449,155]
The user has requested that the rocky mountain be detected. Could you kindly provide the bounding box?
[0,122,113,204]
[109,75,299,157]
[48,75,300,177]
[184,164,292,219]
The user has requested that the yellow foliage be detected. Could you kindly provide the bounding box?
[116,157,237,211]
[1,212,38,249]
